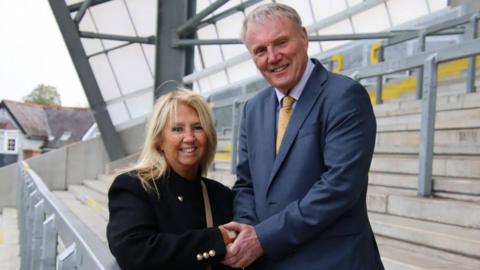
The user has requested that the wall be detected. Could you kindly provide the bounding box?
[0,163,18,207]
[0,119,146,208]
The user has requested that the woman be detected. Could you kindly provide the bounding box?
[107,89,236,270]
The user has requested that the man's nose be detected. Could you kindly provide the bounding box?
[267,47,281,63]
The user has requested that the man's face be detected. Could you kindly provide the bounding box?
[245,16,308,94]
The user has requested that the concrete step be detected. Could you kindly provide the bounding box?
[376,107,480,132]
[68,184,109,220]
[369,172,480,197]
[367,188,480,228]
[83,179,111,196]
[370,154,480,179]
[369,212,480,259]
[375,128,480,155]
[53,191,108,242]
[377,236,480,270]
[375,91,480,117]
[0,208,20,270]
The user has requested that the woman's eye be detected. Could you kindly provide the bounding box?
[172,127,183,132]
[193,125,203,131]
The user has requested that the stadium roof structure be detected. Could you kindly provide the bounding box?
[48,0,450,160]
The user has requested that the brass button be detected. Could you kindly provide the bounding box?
[196,254,203,261]
[203,252,209,259]
[209,250,216,257]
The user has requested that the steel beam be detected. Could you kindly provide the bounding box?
[344,38,480,79]
[68,0,111,12]
[196,0,262,30]
[80,31,155,44]
[48,0,126,161]
[386,12,479,46]
[177,0,228,37]
[466,14,478,93]
[418,54,438,197]
[73,0,93,24]
[154,0,191,97]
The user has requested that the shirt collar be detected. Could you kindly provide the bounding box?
[275,59,315,105]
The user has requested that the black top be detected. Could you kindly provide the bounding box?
[107,169,236,270]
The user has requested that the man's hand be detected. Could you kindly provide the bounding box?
[221,222,264,268]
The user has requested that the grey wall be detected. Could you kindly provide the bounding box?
[0,163,18,208]
[0,120,146,208]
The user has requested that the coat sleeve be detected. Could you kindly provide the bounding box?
[106,174,227,270]
[232,101,259,225]
[255,82,376,259]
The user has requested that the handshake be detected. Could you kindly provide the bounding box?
[218,222,264,268]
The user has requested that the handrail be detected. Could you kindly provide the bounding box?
[17,161,119,270]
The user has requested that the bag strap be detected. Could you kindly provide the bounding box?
[201,180,213,270]
[201,180,213,227]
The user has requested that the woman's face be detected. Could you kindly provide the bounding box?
[159,103,208,180]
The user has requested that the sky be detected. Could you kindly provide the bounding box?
[0,0,88,107]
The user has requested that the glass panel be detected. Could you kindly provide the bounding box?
[197,25,223,67]
[199,45,224,67]
[244,0,275,14]
[125,91,153,119]
[308,41,321,56]
[81,38,104,56]
[208,70,229,90]
[108,44,153,95]
[107,102,130,126]
[428,0,448,12]
[194,46,205,71]
[387,0,428,26]
[199,76,213,92]
[141,44,155,74]
[277,0,314,26]
[317,19,352,51]
[196,0,212,12]
[222,45,248,60]
[88,0,135,49]
[216,12,244,39]
[351,4,390,32]
[310,0,347,21]
[89,54,122,101]
[347,0,363,7]
[125,0,157,36]
[226,60,258,84]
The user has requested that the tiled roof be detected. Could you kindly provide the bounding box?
[0,100,95,148]
[1,100,48,137]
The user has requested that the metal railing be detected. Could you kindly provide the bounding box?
[210,12,480,198]
[16,161,119,270]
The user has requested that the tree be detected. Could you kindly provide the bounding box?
[23,84,62,106]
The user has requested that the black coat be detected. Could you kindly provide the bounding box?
[107,170,236,270]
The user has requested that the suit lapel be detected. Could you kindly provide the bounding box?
[267,61,328,190]
[261,89,277,180]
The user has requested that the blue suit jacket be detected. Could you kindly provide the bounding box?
[232,60,384,270]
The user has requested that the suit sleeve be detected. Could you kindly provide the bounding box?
[106,174,227,270]
[255,82,376,259]
[232,101,259,225]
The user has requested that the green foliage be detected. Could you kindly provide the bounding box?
[23,84,62,106]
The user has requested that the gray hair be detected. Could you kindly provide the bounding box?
[240,3,303,42]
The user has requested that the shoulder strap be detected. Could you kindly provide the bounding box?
[201,180,213,228]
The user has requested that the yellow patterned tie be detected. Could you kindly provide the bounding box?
[276,95,296,153]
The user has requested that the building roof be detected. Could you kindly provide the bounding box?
[0,100,95,149]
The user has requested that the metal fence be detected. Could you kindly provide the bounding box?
[16,161,119,270]
[210,11,480,197]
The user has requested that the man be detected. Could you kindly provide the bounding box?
[222,3,384,270]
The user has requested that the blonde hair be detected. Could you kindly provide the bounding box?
[127,88,217,192]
